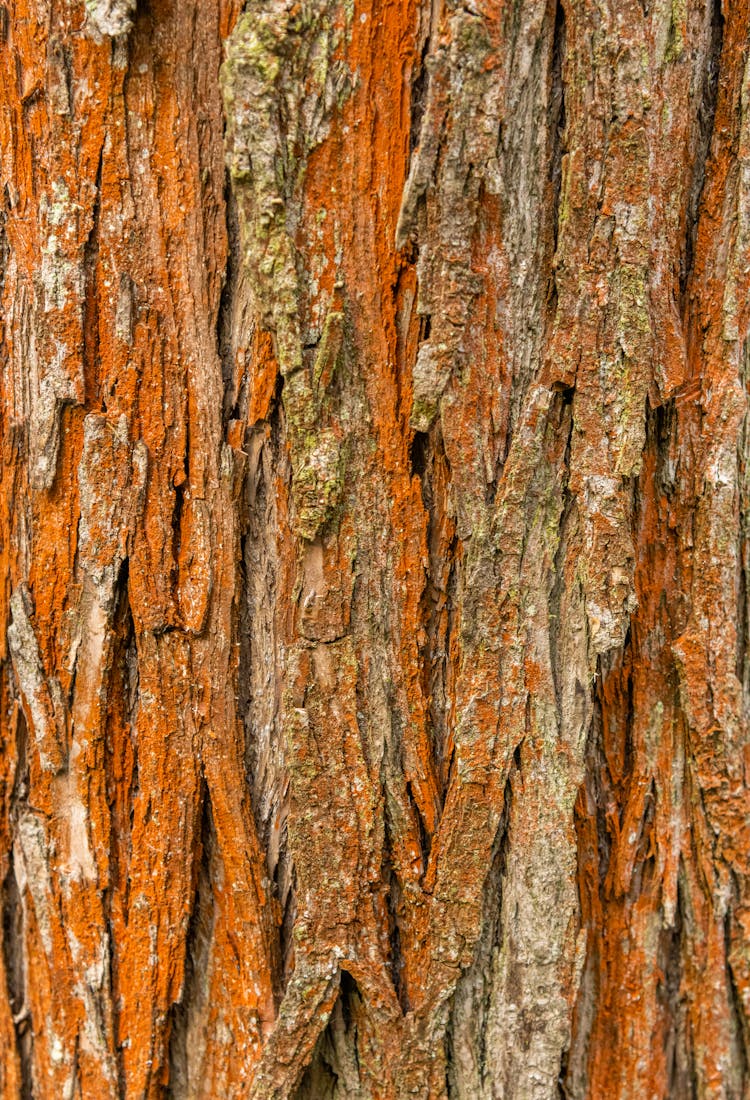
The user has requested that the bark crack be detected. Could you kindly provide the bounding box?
[218,175,241,429]
[548,0,567,290]
[167,786,216,1100]
[82,143,104,407]
[293,970,365,1100]
[2,850,32,1100]
[2,709,33,1100]
[680,0,724,305]
[444,762,515,1097]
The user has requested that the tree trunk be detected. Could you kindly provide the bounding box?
[1,0,749,1096]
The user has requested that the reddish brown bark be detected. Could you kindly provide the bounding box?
[1,0,750,1097]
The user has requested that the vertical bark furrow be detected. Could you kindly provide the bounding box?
[413,421,458,794]
[680,0,724,304]
[2,846,31,1098]
[444,762,513,1098]
[165,789,221,1100]
[293,970,366,1100]
[547,0,567,302]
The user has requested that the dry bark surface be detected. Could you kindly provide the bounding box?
[1,0,750,1097]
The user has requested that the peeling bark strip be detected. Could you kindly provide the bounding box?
[1,0,750,1096]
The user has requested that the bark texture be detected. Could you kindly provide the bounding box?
[1,0,750,1097]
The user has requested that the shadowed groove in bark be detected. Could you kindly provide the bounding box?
[171,475,186,600]
[409,23,431,159]
[378,704,421,998]
[407,779,432,875]
[82,143,103,408]
[567,670,617,1092]
[548,0,567,268]
[681,0,724,304]
[725,891,750,1092]
[650,398,679,499]
[548,386,575,715]
[564,935,596,1098]
[631,779,657,896]
[380,807,407,1013]
[2,855,31,1100]
[2,707,32,1100]
[409,429,429,482]
[444,761,515,1098]
[104,563,139,1098]
[660,870,694,1099]
[167,788,216,1100]
[581,643,640,891]
[278,863,297,994]
[105,887,123,1100]
[412,422,459,798]
[218,178,241,428]
[293,970,365,1100]
[240,395,291,994]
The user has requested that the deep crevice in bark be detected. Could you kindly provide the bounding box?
[380,806,407,1012]
[548,0,567,271]
[620,643,636,824]
[650,397,679,498]
[628,779,656,898]
[409,429,428,481]
[3,706,32,1100]
[566,683,613,1096]
[444,764,515,1096]
[171,474,187,591]
[409,31,432,158]
[407,779,431,875]
[660,869,694,1099]
[239,397,292,995]
[167,786,216,1100]
[680,0,724,304]
[2,851,32,1100]
[293,970,364,1100]
[218,176,240,428]
[548,388,575,714]
[380,706,415,1009]
[413,422,459,797]
[578,669,615,891]
[82,142,103,406]
[49,36,74,118]
[277,864,297,994]
[81,137,103,396]
[725,896,750,1094]
[556,1045,569,1098]
[106,565,137,1088]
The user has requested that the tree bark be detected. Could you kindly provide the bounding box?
[1,0,750,1096]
